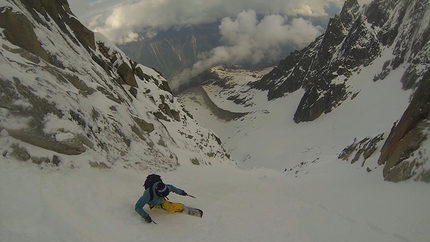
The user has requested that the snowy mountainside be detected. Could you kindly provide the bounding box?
[0,0,231,171]
[179,0,430,182]
[252,0,430,122]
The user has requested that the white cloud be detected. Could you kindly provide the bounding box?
[169,10,323,90]
[292,4,325,16]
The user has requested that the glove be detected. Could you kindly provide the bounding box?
[181,191,188,196]
[144,215,152,223]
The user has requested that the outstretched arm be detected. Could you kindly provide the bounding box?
[167,184,187,195]
[135,191,150,220]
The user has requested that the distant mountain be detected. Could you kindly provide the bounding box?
[117,23,222,81]
[180,0,430,182]
[0,0,231,170]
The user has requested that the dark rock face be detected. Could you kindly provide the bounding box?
[378,70,430,182]
[23,0,96,50]
[251,37,324,100]
[0,5,50,61]
[294,82,348,122]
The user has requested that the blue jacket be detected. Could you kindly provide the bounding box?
[135,181,184,219]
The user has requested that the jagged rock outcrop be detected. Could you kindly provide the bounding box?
[0,0,231,170]
[251,0,367,122]
[338,134,385,167]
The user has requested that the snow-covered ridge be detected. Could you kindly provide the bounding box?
[0,0,231,170]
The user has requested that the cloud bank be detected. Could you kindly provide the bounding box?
[169,10,323,90]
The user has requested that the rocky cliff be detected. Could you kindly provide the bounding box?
[0,0,231,170]
[378,70,430,182]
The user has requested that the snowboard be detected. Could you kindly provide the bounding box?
[182,206,203,218]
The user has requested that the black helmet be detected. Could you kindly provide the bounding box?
[155,182,170,197]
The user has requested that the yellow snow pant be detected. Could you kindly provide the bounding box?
[153,199,184,213]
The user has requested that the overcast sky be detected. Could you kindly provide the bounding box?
[68,0,372,83]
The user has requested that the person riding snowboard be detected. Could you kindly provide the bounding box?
[135,175,188,223]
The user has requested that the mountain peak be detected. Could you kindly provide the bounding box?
[339,0,360,20]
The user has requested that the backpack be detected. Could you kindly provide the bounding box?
[143,174,163,201]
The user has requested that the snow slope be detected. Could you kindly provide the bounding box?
[1,152,429,242]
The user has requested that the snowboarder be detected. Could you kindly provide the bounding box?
[135,178,188,223]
